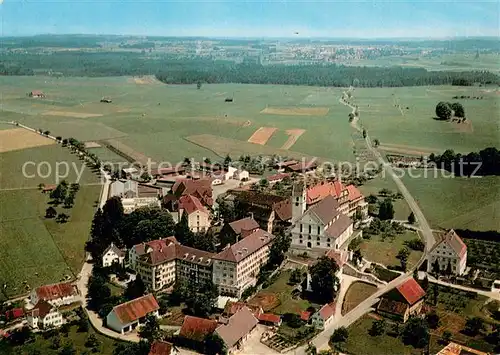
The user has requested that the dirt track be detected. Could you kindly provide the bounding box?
[260,106,329,116]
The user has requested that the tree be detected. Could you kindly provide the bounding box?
[38,183,45,190]
[378,188,392,197]
[330,326,349,344]
[56,213,69,223]
[309,256,340,303]
[185,281,219,318]
[124,275,146,301]
[353,249,363,266]
[436,101,452,120]
[45,207,57,218]
[197,81,202,90]
[175,212,195,246]
[464,317,485,336]
[223,154,232,169]
[50,181,68,203]
[370,319,386,336]
[441,330,452,344]
[362,129,367,139]
[84,333,100,349]
[402,317,429,348]
[268,232,291,267]
[378,199,395,220]
[366,194,378,204]
[306,342,317,355]
[59,342,76,355]
[450,102,465,118]
[259,178,269,189]
[87,273,111,310]
[63,195,74,209]
[354,208,363,222]
[138,314,161,342]
[408,212,416,224]
[289,268,303,285]
[43,130,50,136]
[396,247,410,271]
[373,138,380,147]
[205,332,227,355]
[446,260,452,275]
[432,259,441,275]
[348,113,354,122]
[51,335,61,349]
[140,172,151,182]
[204,157,211,164]
[425,311,440,329]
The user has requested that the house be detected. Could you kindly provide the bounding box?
[177,194,211,233]
[213,229,275,297]
[311,304,334,329]
[377,277,426,323]
[102,243,126,267]
[29,282,79,307]
[274,160,298,172]
[219,217,260,246]
[267,172,291,184]
[149,340,176,355]
[4,308,24,322]
[427,229,467,276]
[284,160,318,174]
[178,315,218,349]
[121,167,140,178]
[29,90,45,98]
[26,300,63,329]
[131,239,214,291]
[258,313,282,327]
[291,190,354,251]
[122,197,161,214]
[100,97,112,103]
[436,342,490,355]
[231,190,292,233]
[106,294,160,334]
[110,180,138,198]
[233,169,249,181]
[307,249,349,291]
[215,307,259,353]
[42,184,57,193]
[151,166,185,178]
[214,166,237,181]
[167,178,213,207]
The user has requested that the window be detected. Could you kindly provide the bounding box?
[316,242,320,246]
[308,235,311,240]
[327,238,331,242]
[317,236,320,241]
[308,225,311,234]
[317,226,320,235]
[299,240,303,244]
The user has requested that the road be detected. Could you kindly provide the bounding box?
[428,275,500,301]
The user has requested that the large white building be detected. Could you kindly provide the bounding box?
[29,282,79,308]
[26,300,64,329]
[177,194,211,233]
[291,183,353,252]
[102,243,126,267]
[213,229,275,297]
[427,229,467,276]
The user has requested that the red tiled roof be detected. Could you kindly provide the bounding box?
[42,184,57,192]
[441,229,467,258]
[216,307,259,348]
[225,302,262,317]
[5,308,24,320]
[317,304,334,321]
[307,181,339,205]
[149,340,173,355]
[179,194,209,215]
[179,315,218,342]
[35,282,78,301]
[112,294,159,324]
[346,184,363,202]
[300,311,311,321]
[141,240,214,266]
[267,173,291,182]
[377,298,408,316]
[325,249,349,268]
[258,313,281,324]
[31,90,44,95]
[134,239,172,257]
[395,278,426,305]
[228,217,260,235]
[214,229,274,263]
[274,199,292,221]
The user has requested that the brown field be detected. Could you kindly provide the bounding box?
[84,141,101,148]
[378,143,437,156]
[249,292,280,312]
[247,126,277,145]
[130,76,159,85]
[452,120,474,133]
[260,106,330,116]
[0,128,55,153]
[42,111,103,118]
[281,129,306,150]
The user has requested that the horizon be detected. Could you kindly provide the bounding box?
[1,0,498,38]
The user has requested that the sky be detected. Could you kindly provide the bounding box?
[0,0,499,38]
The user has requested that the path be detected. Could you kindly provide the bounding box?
[428,275,500,301]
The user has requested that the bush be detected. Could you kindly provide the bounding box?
[404,238,425,251]
[282,313,303,328]
[241,286,257,300]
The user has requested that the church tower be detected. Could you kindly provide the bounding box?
[291,181,307,223]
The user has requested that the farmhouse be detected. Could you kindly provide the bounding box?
[427,229,467,276]
[267,172,291,184]
[29,90,45,98]
[26,300,63,330]
[106,294,160,334]
[230,190,292,233]
[102,243,126,267]
[291,188,354,252]
[377,277,426,323]
[29,282,79,307]
[178,315,218,349]
[219,217,260,247]
[284,160,318,174]
[257,312,282,327]
[311,304,334,330]
[213,229,275,297]
[215,307,259,353]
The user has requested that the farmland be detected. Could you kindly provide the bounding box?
[0,143,101,298]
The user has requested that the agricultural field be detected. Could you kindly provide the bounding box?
[341,281,378,315]
[0,143,101,299]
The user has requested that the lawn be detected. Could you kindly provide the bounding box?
[341,281,378,315]
[0,324,121,355]
[249,270,311,315]
[0,185,100,298]
[359,230,423,269]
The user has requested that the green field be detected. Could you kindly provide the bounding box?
[0,144,101,299]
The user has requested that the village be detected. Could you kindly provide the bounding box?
[1,128,498,355]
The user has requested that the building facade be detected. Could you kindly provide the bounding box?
[106,294,160,334]
[29,282,79,308]
[102,243,126,267]
[26,300,63,329]
[213,229,275,297]
[427,229,467,276]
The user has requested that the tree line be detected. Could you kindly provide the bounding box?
[429,147,500,176]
